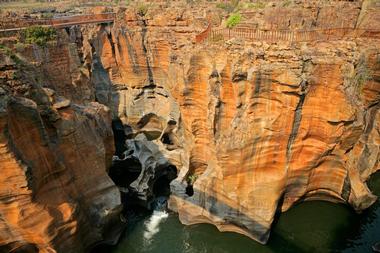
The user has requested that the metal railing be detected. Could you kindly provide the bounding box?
[195,22,211,43]
[196,25,380,43]
[0,13,116,32]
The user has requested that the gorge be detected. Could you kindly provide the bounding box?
[0,0,380,252]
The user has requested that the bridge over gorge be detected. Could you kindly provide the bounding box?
[0,12,116,35]
[195,24,380,43]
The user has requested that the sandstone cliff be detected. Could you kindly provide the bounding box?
[0,34,122,252]
[0,0,380,252]
[89,1,380,244]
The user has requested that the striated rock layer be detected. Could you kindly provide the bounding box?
[0,0,380,251]
[88,1,380,244]
[0,35,122,252]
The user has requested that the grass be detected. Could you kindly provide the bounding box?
[226,12,242,28]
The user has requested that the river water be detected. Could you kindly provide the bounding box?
[107,172,380,253]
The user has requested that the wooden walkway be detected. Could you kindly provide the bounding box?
[196,25,380,43]
[0,13,115,33]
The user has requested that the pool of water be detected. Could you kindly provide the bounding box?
[105,172,380,253]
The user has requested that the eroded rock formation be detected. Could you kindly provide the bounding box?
[0,34,122,252]
[1,0,380,252]
[89,1,380,244]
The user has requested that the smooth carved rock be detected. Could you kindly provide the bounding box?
[0,43,122,252]
[1,1,380,251]
[121,134,178,209]
[80,4,380,244]
[0,95,122,252]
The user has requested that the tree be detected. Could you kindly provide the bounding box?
[226,12,241,29]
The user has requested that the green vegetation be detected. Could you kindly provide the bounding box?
[15,42,26,51]
[216,0,240,13]
[0,45,23,65]
[137,3,149,16]
[352,54,372,94]
[9,54,22,65]
[41,13,54,19]
[22,26,57,46]
[186,0,202,4]
[226,12,242,29]
[11,71,19,80]
[244,1,266,9]
[187,174,198,185]
[282,0,292,7]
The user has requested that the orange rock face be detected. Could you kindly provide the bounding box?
[88,2,380,244]
[1,1,380,251]
[0,41,122,252]
[167,44,380,243]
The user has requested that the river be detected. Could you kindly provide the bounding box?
[105,172,380,253]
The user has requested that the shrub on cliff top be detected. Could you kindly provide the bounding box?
[137,3,149,16]
[226,12,242,29]
[22,26,57,47]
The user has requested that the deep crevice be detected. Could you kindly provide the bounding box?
[111,119,126,157]
[108,119,178,210]
[108,156,142,188]
[152,165,177,199]
[161,132,173,145]
[106,31,116,62]
[286,80,308,162]
[139,18,155,88]
[185,185,194,196]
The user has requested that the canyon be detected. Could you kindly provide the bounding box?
[1,0,380,252]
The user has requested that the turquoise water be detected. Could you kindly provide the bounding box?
[106,172,380,253]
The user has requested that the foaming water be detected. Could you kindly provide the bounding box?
[143,210,169,242]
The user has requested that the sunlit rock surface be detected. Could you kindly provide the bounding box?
[0,39,122,252]
[88,2,380,244]
[0,0,380,251]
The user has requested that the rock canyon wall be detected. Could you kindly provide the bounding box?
[1,0,380,252]
[0,32,122,252]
